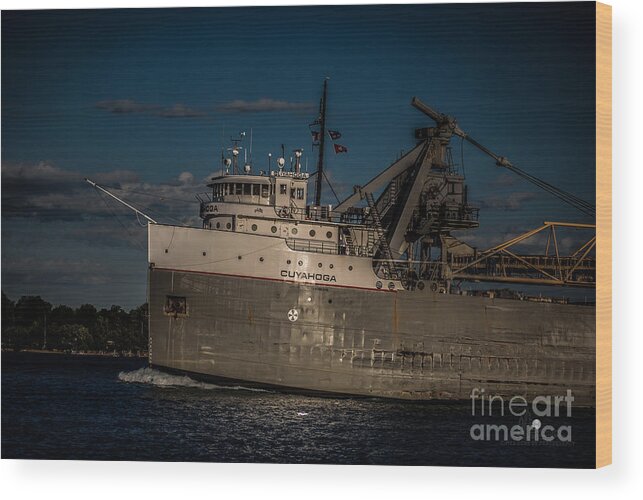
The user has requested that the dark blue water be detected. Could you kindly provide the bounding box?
[1,352,595,467]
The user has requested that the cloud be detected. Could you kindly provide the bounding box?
[95,99,156,114]
[1,162,203,227]
[95,100,207,118]
[157,104,207,118]
[95,98,314,118]
[492,172,520,187]
[475,191,537,211]
[217,98,315,113]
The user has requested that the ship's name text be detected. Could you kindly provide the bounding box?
[281,270,337,283]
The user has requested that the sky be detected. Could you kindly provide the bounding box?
[1,3,596,308]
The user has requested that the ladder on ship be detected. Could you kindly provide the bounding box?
[365,192,397,278]
[342,228,356,256]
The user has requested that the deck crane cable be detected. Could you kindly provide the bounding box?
[322,170,342,205]
[410,97,596,217]
[134,203,191,227]
[306,169,342,205]
[461,135,596,215]
[91,187,146,252]
[92,183,193,226]
[135,212,147,227]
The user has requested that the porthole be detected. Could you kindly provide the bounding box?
[203,251,207,256]
[216,222,221,229]
[226,222,231,230]
[271,226,277,233]
[164,249,168,253]
[326,231,332,239]
[376,281,383,289]
[298,260,303,266]
[318,262,322,268]
[348,265,353,271]
[287,259,291,265]
[329,264,334,269]
[309,229,316,237]
[292,227,298,235]
[260,257,264,262]
[238,255,242,260]
[388,282,395,290]
[328,299,333,304]
[251,224,258,231]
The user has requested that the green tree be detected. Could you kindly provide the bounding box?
[56,324,91,351]
[2,292,15,331]
[128,303,149,351]
[1,291,149,353]
[13,296,52,348]
[75,304,98,330]
[3,326,31,350]
[50,305,74,327]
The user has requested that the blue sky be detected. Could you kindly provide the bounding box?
[1,3,596,308]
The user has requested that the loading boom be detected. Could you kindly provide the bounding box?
[335,98,595,290]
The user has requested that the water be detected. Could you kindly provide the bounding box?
[2,352,595,467]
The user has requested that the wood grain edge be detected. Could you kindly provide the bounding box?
[595,1,612,469]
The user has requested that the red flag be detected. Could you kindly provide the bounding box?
[328,130,342,140]
[333,144,348,154]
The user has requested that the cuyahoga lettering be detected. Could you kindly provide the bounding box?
[281,270,337,283]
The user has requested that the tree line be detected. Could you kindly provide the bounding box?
[1,292,148,355]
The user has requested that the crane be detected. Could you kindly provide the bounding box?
[334,97,595,289]
[410,97,596,217]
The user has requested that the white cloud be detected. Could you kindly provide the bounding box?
[95,100,207,118]
[1,162,203,225]
[218,98,315,113]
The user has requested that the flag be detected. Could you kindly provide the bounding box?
[333,144,348,154]
[328,130,342,140]
[311,130,321,143]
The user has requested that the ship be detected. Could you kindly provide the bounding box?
[88,81,597,404]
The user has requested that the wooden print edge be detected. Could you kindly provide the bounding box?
[595,1,612,469]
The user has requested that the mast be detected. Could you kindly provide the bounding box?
[314,78,328,207]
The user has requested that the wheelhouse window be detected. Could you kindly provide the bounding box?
[296,188,305,200]
[261,185,270,198]
[244,183,251,195]
[235,184,242,195]
[252,184,260,196]
[280,184,287,195]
